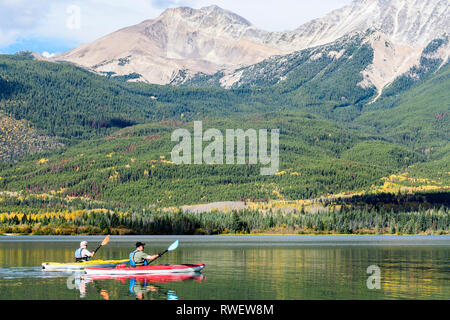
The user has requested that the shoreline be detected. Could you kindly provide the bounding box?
[1,233,449,238]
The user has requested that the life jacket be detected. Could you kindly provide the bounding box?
[129,250,148,267]
[75,248,90,262]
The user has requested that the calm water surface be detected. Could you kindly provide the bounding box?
[0,235,449,300]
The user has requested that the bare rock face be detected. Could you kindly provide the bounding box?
[55,5,284,85]
[260,0,449,50]
[211,0,449,94]
[268,0,449,94]
[55,0,449,89]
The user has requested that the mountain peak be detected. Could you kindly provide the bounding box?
[160,6,194,16]
[57,0,449,87]
[292,0,449,46]
[159,5,252,27]
[57,4,280,85]
[201,4,224,11]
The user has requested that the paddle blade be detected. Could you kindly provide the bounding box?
[101,235,110,246]
[167,240,179,251]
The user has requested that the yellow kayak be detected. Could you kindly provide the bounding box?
[42,259,129,271]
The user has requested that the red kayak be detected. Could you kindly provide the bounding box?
[84,264,205,276]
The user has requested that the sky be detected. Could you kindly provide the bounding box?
[0,0,352,55]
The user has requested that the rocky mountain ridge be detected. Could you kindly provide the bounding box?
[54,0,449,92]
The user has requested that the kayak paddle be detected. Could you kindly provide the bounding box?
[150,240,179,264]
[93,235,110,256]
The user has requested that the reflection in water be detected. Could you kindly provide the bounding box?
[129,278,160,300]
[100,289,110,300]
[0,236,448,300]
[82,273,205,300]
[73,275,87,298]
[0,267,73,279]
[167,290,178,300]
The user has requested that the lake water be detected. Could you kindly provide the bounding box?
[0,235,449,300]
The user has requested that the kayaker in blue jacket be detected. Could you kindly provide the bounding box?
[75,241,95,262]
[130,242,159,267]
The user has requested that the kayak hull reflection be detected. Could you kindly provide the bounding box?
[83,272,205,283]
[84,264,205,275]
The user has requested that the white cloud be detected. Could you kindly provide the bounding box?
[42,51,56,58]
[0,0,162,48]
[0,0,352,50]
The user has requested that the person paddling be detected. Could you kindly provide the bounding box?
[129,242,159,267]
[75,241,95,262]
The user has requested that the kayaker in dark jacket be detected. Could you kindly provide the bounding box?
[75,241,95,262]
[130,242,159,267]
